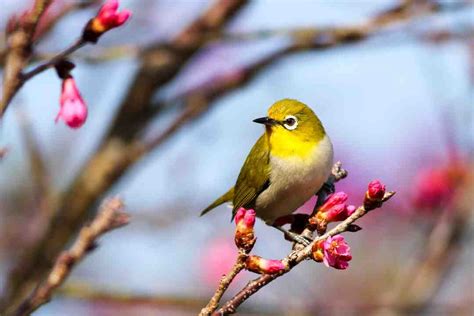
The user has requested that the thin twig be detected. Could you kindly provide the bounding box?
[199,252,247,316]
[10,197,130,316]
[214,192,395,315]
[21,38,86,81]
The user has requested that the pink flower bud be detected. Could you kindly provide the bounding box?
[322,235,352,270]
[310,193,354,234]
[367,180,386,200]
[364,180,387,210]
[56,77,87,129]
[234,208,256,252]
[319,192,348,213]
[246,255,286,274]
[94,0,131,32]
[83,0,131,42]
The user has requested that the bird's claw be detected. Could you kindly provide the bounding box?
[273,225,312,246]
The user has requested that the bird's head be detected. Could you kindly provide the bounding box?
[253,99,326,143]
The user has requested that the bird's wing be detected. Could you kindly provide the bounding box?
[232,134,270,219]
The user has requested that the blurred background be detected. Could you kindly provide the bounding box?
[0,0,473,315]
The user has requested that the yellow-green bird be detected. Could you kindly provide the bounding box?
[201,99,333,242]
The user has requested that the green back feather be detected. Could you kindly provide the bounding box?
[232,135,270,219]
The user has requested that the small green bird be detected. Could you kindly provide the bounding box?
[201,99,334,242]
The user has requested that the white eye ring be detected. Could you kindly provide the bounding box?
[283,115,298,130]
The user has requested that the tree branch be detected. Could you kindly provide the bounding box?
[10,197,130,316]
[214,192,395,315]
[199,252,247,316]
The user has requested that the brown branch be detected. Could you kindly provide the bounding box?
[16,110,52,216]
[21,38,86,81]
[199,252,247,316]
[214,192,395,315]
[0,0,53,117]
[10,197,130,316]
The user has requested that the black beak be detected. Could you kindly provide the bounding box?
[253,116,278,126]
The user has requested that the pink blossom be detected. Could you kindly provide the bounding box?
[322,235,352,270]
[367,180,386,200]
[246,255,286,274]
[93,0,131,33]
[56,77,87,129]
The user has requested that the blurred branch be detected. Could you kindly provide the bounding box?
[0,147,9,160]
[16,110,51,214]
[58,282,210,310]
[213,191,395,315]
[10,197,130,316]
[0,0,53,118]
[1,0,249,311]
[56,282,275,315]
[53,281,472,314]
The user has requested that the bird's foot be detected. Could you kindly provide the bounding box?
[273,225,312,246]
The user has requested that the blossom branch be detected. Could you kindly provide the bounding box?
[10,197,130,316]
[214,189,395,315]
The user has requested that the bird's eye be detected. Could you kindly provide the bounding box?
[283,115,298,130]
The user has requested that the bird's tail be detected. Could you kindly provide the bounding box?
[200,187,234,216]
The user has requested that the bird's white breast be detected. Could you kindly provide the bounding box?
[255,135,334,224]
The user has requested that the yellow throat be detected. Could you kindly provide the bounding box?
[265,99,326,160]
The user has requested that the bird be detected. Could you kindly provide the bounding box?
[200,99,334,244]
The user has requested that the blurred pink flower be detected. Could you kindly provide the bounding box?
[56,77,87,128]
[246,255,286,274]
[322,235,352,270]
[200,238,238,286]
[93,0,131,33]
[412,160,468,210]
